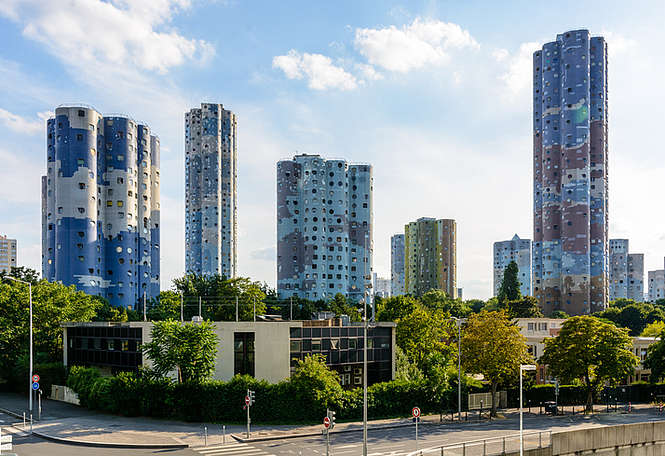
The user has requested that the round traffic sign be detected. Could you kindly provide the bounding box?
[32,382,39,391]
[32,374,40,383]
[323,416,331,429]
[412,406,421,418]
[245,395,250,405]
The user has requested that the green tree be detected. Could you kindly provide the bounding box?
[420,289,471,317]
[550,310,569,319]
[375,295,418,322]
[147,291,182,321]
[540,316,637,412]
[506,296,544,318]
[396,304,455,369]
[0,266,40,285]
[394,346,424,382]
[92,297,129,322]
[329,293,361,321]
[461,310,531,417]
[645,330,665,382]
[594,303,664,336]
[641,321,665,337]
[289,354,342,411]
[142,320,218,383]
[497,261,521,304]
[0,279,101,381]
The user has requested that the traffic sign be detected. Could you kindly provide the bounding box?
[32,382,39,391]
[32,374,40,383]
[412,406,421,418]
[323,416,331,429]
[245,395,250,405]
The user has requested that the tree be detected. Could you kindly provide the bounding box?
[142,320,218,383]
[394,346,424,382]
[396,304,455,369]
[147,291,182,321]
[461,310,531,417]
[289,354,342,411]
[550,310,569,319]
[594,303,665,336]
[645,330,665,382]
[0,266,40,285]
[497,261,521,304]
[506,296,544,318]
[540,316,637,412]
[420,289,471,317]
[92,297,129,322]
[641,321,665,337]
[376,295,418,322]
[329,293,361,321]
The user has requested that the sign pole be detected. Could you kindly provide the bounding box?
[246,390,250,439]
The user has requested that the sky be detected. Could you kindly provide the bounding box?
[0,0,664,300]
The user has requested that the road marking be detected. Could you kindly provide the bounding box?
[192,442,275,456]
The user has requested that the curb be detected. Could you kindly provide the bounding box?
[31,430,189,449]
[0,407,27,421]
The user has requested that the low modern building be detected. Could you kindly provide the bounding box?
[62,319,395,388]
[390,234,405,296]
[0,235,17,273]
[404,217,457,297]
[648,270,665,303]
[493,234,531,297]
[516,318,656,384]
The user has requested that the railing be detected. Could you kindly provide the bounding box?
[406,430,552,456]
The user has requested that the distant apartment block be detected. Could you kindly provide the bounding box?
[372,273,390,299]
[390,234,405,296]
[185,103,238,278]
[532,29,609,316]
[493,234,532,297]
[276,154,372,302]
[608,239,644,302]
[404,217,457,297]
[648,270,665,303]
[0,235,17,273]
[42,105,160,309]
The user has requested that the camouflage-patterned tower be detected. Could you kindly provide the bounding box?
[532,29,608,316]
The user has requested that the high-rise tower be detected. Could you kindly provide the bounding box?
[532,29,608,316]
[390,234,405,296]
[42,105,160,308]
[404,217,457,297]
[185,103,238,278]
[276,154,372,302]
[493,234,532,297]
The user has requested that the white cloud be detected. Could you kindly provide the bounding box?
[272,50,358,91]
[354,18,479,73]
[0,108,52,134]
[354,63,383,81]
[496,42,540,96]
[0,0,213,76]
[600,30,637,57]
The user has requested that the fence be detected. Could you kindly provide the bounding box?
[407,431,552,456]
[469,391,507,410]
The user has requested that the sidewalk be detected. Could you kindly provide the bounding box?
[0,392,659,448]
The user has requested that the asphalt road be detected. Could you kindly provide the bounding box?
[4,409,665,456]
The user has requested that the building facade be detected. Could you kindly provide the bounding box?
[390,234,405,296]
[63,319,395,387]
[648,270,665,303]
[276,154,372,302]
[627,254,644,302]
[404,217,457,297]
[493,234,532,297]
[532,29,609,316]
[185,103,238,278]
[372,273,391,299]
[0,235,17,273]
[42,105,160,309]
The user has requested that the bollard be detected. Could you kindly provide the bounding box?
[23,412,25,429]
[30,413,32,433]
[222,425,226,444]
[502,436,506,454]
[539,431,542,448]
[204,426,208,446]
[462,442,466,456]
[483,439,487,456]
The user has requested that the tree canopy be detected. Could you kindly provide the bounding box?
[395,304,455,370]
[506,296,544,318]
[594,302,665,336]
[540,316,637,411]
[497,261,521,304]
[461,310,531,416]
[142,320,218,383]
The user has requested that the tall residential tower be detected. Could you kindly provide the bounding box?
[185,103,238,278]
[390,234,405,296]
[42,105,160,309]
[404,217,457,297]
[276,154,372,302]
[493,234,532,297]
[532,29,608,316]
[0,235,17,273]
[608,239,644,302]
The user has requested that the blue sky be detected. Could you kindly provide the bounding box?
[1,0,664,299]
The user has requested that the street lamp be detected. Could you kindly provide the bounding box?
[520,364,537,456]
[362,233,372,456]
[450,317,467,422]
[5,276,33,420]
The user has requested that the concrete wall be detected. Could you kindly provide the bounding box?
[552,421,665,455]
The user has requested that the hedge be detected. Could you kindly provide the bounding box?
[1,361,68,396]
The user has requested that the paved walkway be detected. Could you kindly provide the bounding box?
[0,392,658,448]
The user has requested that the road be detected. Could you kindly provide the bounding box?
[4,409,665,456]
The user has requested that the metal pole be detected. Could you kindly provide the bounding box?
[29,282,33,419]
[326,426,330,456]
[38,390,41,421]
[253,297,256,322]
[363,234,368,456]
[143,291,147,321]
[223,425,226,444]
[246,390,251,438]
[204,426,208,446]
[235,296,239,322]
[520,367,523,456]
[180,293,184,322]
[290,297,293,320]
[198,296,202,318]
[457,319,462,421]
[415,416,418,451]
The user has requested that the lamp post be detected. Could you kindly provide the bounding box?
[5,277,33,418]
[362,233,372,456]
[450,317,467,422]
[520,364,537,456]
